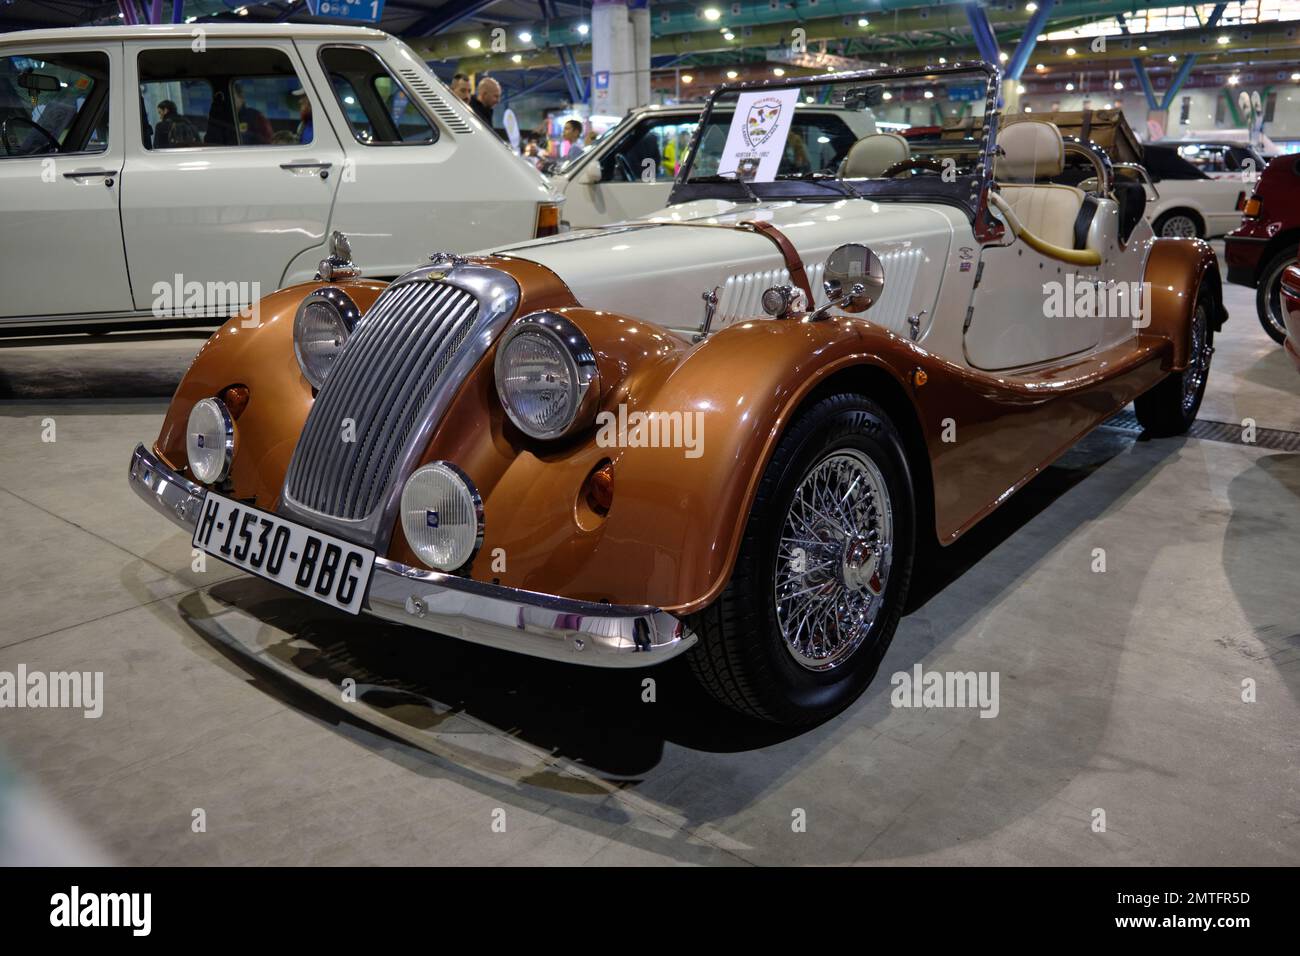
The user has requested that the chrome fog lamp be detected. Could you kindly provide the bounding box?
[186,397,234,484]
[493,311,600,440]
[401,462,484,572]
[293,287,361,389]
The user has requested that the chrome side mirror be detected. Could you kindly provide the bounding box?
[809,243,885,320]
[318,230,360,282]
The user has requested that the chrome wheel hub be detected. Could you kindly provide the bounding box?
[1162,215,1198,239]
[775,449,893,671]
[1263,259,1290,339]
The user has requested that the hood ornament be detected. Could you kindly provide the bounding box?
[317,230,361,282]
[428,252,470,269]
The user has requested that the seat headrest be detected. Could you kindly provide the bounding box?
[841,132,910,179]
[995,121,1065,181]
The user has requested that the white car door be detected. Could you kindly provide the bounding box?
[120,37,345,317]
[0,40,134,321]
[558,114,692,227]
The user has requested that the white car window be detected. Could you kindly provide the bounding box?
[320,46,436,145]
[0,50,109,158]
[138,46,313,148]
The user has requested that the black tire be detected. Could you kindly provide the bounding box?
[686,393,915,725]
[1153,209,1204,239]
[1255,247,1297,345]
[1134,287,1214,437]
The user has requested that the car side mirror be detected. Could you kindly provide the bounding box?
[577,161,601,185]
[819,243,885,315]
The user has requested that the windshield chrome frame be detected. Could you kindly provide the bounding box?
[671,62,1002,220]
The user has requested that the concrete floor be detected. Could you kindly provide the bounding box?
[1,258,1298,866]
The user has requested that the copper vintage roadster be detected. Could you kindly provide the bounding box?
[130,65,1223,725]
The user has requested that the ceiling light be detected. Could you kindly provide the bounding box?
[1139,45,1148,51]
[1026,2,1038,10]
[518,31,532,43]
[1227,74,1240,85]
[726,70,738,79]
[1168,55,1178,62]
[1065,82,1075,91]
[511,54,522,63]
[1035,63,1046,71]
[1292,72,1300,81]
[1024,106,1032,112]
[723,31,735,40]
[999,51,1009,62]
[805,95,814,102]
[703,6,721,20]
[772,67,785,76]
[467,37,481,49]
[924,90,934,98]
[1016,84,1026,94]
[938,57,947,64]
[1066,47,1076,56]
[577,23,589,35]
[1217,35,1229,44]
[882,91,892,100]
[858,17,869,27]
[1113,80,1123,90]
[682,73,694,83]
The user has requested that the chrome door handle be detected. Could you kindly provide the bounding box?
[280,161,331,180]
[63,168,116,186]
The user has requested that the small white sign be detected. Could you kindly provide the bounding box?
[717,88,799,182]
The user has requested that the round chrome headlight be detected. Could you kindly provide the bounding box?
[293,288,360,389]
[400,462,484,572]
[186,397,234,485]
[493,312,600,440]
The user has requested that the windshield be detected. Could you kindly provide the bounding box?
[674,66,996,212]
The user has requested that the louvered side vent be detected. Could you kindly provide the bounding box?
[284,282,479,521]
[396,67,474,134]
[715,246,923,336]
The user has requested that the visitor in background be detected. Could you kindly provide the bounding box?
[562,118,586,162]
[450,73,472,105]
[471,77,502,136]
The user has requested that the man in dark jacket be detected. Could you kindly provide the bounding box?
[470,77,501,136]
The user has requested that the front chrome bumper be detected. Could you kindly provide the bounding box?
[129,444,694,667]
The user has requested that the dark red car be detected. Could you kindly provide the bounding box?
[1225,154,1300,344]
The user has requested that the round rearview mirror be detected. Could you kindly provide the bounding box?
[822,243,885,314]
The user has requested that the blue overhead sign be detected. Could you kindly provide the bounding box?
[306,0,384,23]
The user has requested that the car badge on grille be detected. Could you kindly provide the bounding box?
[426,510,440,528]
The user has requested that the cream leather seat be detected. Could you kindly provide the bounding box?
[990,121,1102,266]
[840,131,910,179]
[993,122,1085,249]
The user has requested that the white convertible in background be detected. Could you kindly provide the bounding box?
[549,102,875,228]
[0,23,560,330]
[1141,143,1251,238]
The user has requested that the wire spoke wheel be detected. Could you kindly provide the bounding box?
[1182,300,1212,413]
[1160,214,1198,238]
[774,449,893,671]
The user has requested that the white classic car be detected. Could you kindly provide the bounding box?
[1142,143,1251,238]
[130,64,1226,725]
[550,102,875,228]
[0,23,559,330]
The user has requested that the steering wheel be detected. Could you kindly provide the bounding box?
[614,153,638,183]
[880,156,948,178]
[0,116,60,155]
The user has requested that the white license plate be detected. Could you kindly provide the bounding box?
[192,492,375,615]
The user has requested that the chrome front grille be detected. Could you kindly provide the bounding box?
[284,281,479,521]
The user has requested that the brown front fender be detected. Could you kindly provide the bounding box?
[153,279,389,508]
[1142,237,1224,371]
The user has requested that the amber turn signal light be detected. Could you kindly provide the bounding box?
[585,461,614,515]
[220,384,250,419]
[1242,197,1262,218]
[535,202,562,238]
